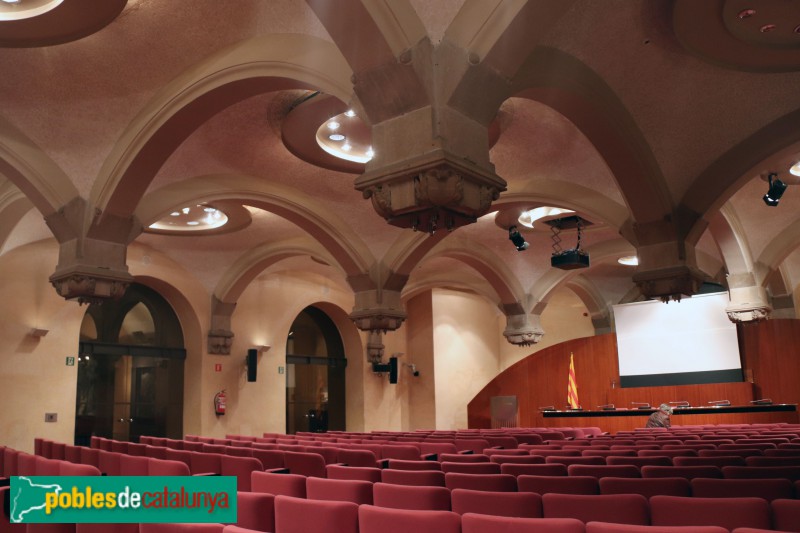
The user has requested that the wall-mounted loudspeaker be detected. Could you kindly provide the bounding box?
[246,348,258,382]
[372,356,399,384]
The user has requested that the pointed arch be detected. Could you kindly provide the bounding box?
[213,237,343,306]
[92,34,353,220]
[135,173,374,279]
[564,275,608,321]
[418,236,527,311]
[707,206,755,275]
[0,115,78,217]
[755,218,800,287]
[0,181,33,251]
[402,270,500,309]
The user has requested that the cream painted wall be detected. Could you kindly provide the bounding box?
[499,287,595,371]
[432,288,503,430]
[0,240,85,452]
[361,327,408,432]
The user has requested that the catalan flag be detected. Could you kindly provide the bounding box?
[567,352,579,409]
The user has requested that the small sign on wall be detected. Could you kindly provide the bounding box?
[278,366,284,375]
[214,364,222,372]
[65,357,75,366]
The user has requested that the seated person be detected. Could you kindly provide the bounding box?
[646,403,673,428]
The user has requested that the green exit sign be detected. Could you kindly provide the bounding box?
[65,357,75,366]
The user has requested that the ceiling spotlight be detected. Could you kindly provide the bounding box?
[508,225,529,251]
[763,172,787,207]
[344,109,356,117]
[790,161,800,177]
[327,121,340,130]
[329,133,345,141]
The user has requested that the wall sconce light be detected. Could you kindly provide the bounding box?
[29,328,48,337]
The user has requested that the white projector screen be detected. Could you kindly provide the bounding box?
[613,292,743,388]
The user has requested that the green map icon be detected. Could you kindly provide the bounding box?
[10,477,63,523]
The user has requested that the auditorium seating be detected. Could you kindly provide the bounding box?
[372,482,451,511]
[649,495,771,530]
[450,488,542,517]
[461,514,585,533]
[542,493,649,525]
[274,495,359,533]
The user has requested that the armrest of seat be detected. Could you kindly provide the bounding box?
[265,467,290,474]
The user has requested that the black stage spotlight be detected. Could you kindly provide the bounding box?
[763,172,787,207]
[508,225,528,251]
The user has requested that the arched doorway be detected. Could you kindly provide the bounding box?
[285,306,346,434]
[74,283,185,444]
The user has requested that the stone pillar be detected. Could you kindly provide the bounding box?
[208,297,237,355]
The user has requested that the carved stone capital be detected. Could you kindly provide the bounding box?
[357,151,505,234]
[503,312,544,347]
[49,270,131,305]
[350,288,406,332]
[366,331,385,363]
[725,284,772,323]
[632,265,705,302]
[725,306,771,323]
[208,329,234,355]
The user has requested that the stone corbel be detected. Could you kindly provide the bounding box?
[349,287,406,333]
[725,279,771,323]
[208,297,237,354]
[502,311,544,347]
[366,330,385,363]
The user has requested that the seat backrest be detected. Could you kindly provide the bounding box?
[673,456,745,467]
[444,472,517,492]
[440,461,500,474]
[746,455,800,467]
[455,439,492,454]
[438,453,490,463]
[640,465,722,479]
[461,513,584,533]
[236,491,275,533]
[274,495,358,533]
[567,465,640,479]
[64,445,82,463]
[606,456,672,467]
[306,477,373,505]
[380,444,421,461]
[650,495,770,530]
[387,459,441,471]
[326,464,382,483]
[491,455,545,465]
[380,468,446,487]
[119,454,150,475]
[59,461,101,476]
[145,445,168,459]
[517,475,598,495]
[336,448,377,468]
[501,463,568,477]
[542,493,648,525]
[418,442,458,457]
[358,504,460,533]
[97,450,122,476]
[284,451,327,478]
[220,455,263,491]
[722,465,800,480]
[372,482,451,511]
[585,522,727,533]
[598,476,691,498]
[147,458,191,476]
[251,449,284,470]
[251,471,306,498]
[165,448,192,466]
[690,477,793,501]
[79,447,100,468]
[772,498,800,533]
[544,456,605,466]
[451,488,541,517]
[190,452,223,475]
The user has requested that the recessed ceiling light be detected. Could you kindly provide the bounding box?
[148,205,229,232]
[186,221,200,226]
[518,206,574,228]
[790,161,800,177]
[170,212,180,217]
[342,143,352,152]
[366,147,375,158]
[344,110,356,117]
[1,0,21,4]
[329,133,345,141]
[618,256,639,266]
[327,121,340,130]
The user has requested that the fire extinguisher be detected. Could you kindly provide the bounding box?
[214,390,226,416]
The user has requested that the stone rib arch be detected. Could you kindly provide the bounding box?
[420,236,527,310]
[529,239,636,309]
[402,270,503,311]
[755,218,800,287]
[0,115,78,219]
[135,173,374,279]
[214,237,344,306]
[708,206,770,322]
[0,181,33,252]
[564,275,612,334]
[682,110,800,245]
[92,34,353,221]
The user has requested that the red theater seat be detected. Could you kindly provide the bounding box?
[586,523,727,533]
[235,491,275,533]
[274,495,358,533]
[326,464,382,483]
[517,475,598,495]
[381,468,445,487]
[372,482,451,511]
[650,495,771,530]
[567,464,640,479]
[501,463,568,477]
[598,476,691,498]
[771,499,800,533]
[306,477,373,505]
[542,493,649,525]
[358,505,461,533]
[251,471,306,498]
[440,461,500,474]
[691,478,793,501]
[461,513,584,533]
[445,472,517,492]
[450,488,542,517]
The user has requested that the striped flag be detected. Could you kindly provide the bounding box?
[567,352,579,409]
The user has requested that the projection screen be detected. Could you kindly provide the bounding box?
[613,292,743,388]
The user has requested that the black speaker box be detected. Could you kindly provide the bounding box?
[246,348,258,382]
